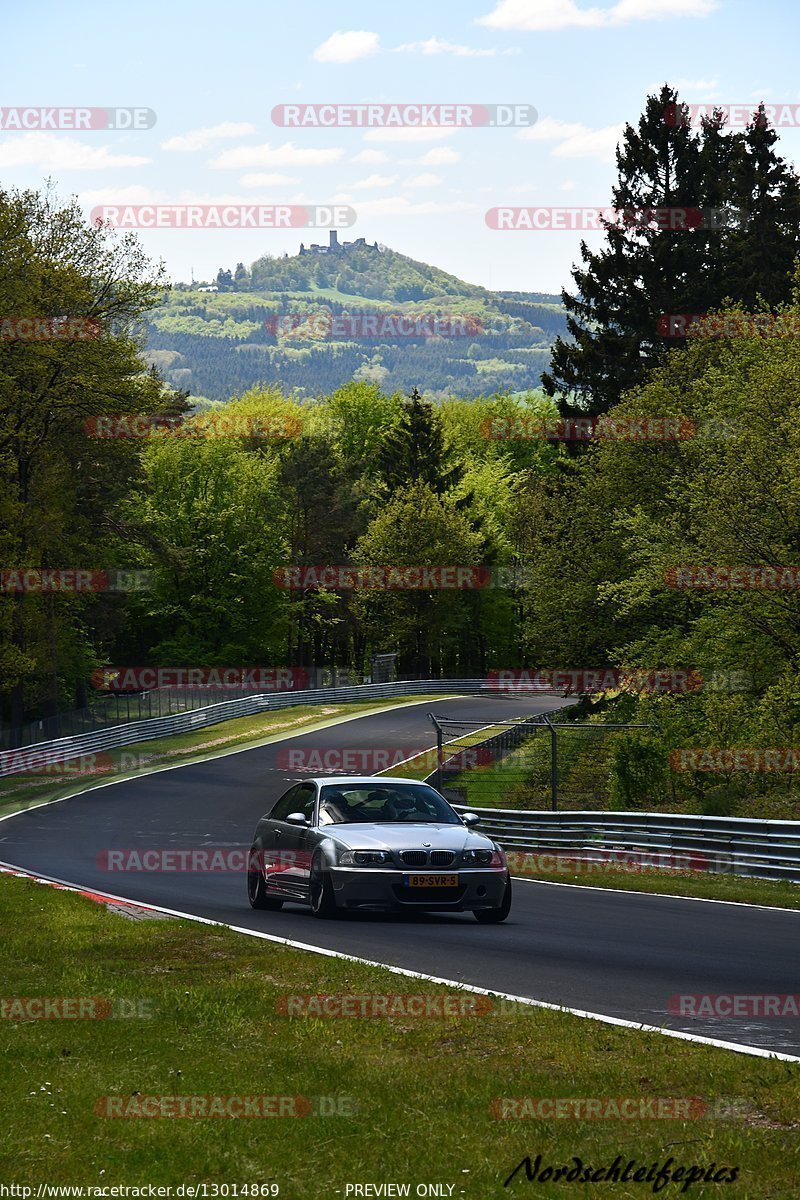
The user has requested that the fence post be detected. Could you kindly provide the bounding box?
[428,713,444,793]
[544,714,558,811]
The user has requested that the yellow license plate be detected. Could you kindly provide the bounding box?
[404,874,459,887]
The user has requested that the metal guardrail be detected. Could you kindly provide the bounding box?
[450,806,800,884]
[0,679,504,778]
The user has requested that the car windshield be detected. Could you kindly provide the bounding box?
[318,783,462,826]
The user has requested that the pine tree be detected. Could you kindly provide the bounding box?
[542,87,800,417]
[375,388,463,495]
[724,104,800,308]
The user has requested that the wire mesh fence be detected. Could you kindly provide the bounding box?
[429,712,651,811]
[0,667,368,750]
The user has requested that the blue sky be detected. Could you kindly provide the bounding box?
[2,0,797,292]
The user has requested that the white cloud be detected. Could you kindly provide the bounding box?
[418,146,461,165]
[394,36,518,56]
[161,122,256,152]
[313,30,380,63]
[520,116,590,140]
[363,127,455,143]
[551,125,623,161]
[210,141,344,168]
[405,173,443,187]
[239,172,300,188]
[519,116,623,161]
[351,149,390,164]
[477,0,717,31]
[350,174,400,190]
[0,134,149,171]
[505,181,540,194]
[560,179,577,190]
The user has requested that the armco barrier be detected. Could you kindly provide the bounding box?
[0,679,508,778]
[451,806,800,884]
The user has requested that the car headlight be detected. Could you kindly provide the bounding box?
[462,848,506,867]
[338,849,394,866]
[461,848,494,866]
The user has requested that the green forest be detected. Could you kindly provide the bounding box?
[5,86,800,817]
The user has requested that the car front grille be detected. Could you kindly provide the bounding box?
[400,850,456,867]
[400,851,428,867]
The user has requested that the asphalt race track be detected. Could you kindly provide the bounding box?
[2,694,799,1057]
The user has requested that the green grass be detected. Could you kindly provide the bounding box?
[0,871,798,1196]
[0,695,453,821]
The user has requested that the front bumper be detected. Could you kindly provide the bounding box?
[328,866,509,911]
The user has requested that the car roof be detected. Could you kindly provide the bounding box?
[303,775,432,787]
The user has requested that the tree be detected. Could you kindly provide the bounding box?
[0,185,177,737]
[352,483,484,677]
[542,87,800,418]
[375,388,463,496]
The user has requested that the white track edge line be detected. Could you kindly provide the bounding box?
[511,873,800,914]
[2,859,797,1064]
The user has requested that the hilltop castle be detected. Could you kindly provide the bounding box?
[299,230,381,256]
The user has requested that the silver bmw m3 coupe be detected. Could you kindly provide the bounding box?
[247,775,511,922]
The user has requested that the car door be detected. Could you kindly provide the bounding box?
[276,782,317,897]
[262,783,306,895]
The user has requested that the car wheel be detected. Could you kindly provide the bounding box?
[473,877,511,924]
[247,847,284,911]
[309,855,338,919]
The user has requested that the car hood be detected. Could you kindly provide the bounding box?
[324,822,496,853]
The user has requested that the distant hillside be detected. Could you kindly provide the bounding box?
[145,240,566,401]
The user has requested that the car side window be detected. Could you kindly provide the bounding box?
[298,783,316,821]
[270,784,304,822]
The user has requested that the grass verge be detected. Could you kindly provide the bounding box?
[0,871,798,1197]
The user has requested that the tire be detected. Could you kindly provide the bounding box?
[247,847,284,911]
[309,855,338,919]
[473,877,511,924]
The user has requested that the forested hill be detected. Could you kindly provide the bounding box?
[144,241,566,402]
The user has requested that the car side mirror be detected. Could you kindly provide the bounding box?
[462,812,481,827]
[286,812,310,826]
